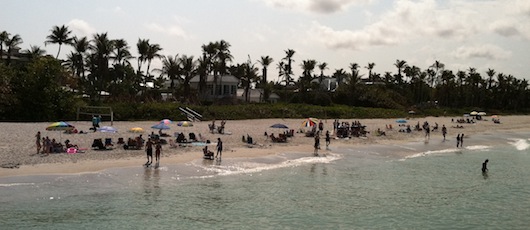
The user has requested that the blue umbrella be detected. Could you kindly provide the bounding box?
[98,126,117,133]
[396,119,407,123]
[151,123,171,130]
[270,123,289,129]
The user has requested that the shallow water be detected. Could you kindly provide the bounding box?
[1,132,529,229]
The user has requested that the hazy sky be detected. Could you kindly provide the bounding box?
[2,0,529,81]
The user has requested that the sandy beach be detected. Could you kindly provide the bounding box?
[1,115,529,177]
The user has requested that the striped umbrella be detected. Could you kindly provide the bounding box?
[46,121,75,131]
[301,118,319,127]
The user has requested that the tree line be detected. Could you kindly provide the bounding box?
[0,25,529,120]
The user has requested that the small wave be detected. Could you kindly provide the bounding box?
[404,148,460,159]
[0,182,35,187]
[508,139,530,151]
[465,145,491,151]
[193,153,342,177]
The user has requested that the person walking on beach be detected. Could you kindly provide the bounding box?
[325,130,331,149]
[482,159,489,173]
[456,134,461,148]
[441,125,447,141]
[314,134,320,156]
[35,131,41,154]
[216,138,223,161]
[155,141,162,167]
[145,138,153,166]
[460,133,464,148]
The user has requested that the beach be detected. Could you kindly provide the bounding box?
[1,115,528,178]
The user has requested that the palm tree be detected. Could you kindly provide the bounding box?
[283,49,296,75]
[23,45,46,59]
[70,36,89,79]
[318,62,328,83]
[365,62,375,82]
[429,60,444,87]
[486,68,496,89]
[44,25,73,58]
[394,59,407,84]
[239,61,259,102]
[89,32,114,100]
[179,55,197,101]
[258,55,273,87]
[145,43,162,78]
[155,55,181,90]
[299,59,317,92]
[5,34,23,65]
[0,31,9,60]
[111,39,132,66]
[136,38,150,74]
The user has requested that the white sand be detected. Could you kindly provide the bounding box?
[1,115,528,177]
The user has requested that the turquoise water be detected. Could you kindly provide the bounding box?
[1,132,530,229]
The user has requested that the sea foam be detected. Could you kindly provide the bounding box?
[508,138,530,151]
[193,153,341,178]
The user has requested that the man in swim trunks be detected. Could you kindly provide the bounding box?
[145,138,153,166]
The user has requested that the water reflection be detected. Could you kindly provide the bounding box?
[142,167,161,204]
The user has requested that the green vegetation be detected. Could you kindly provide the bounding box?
[0,27,529,121]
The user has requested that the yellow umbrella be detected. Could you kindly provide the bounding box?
[128,127,144,133]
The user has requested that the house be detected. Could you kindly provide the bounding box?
[236,88,280,103]
[189,75,239,101]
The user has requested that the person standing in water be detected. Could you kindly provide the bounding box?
[456,134,461,148]
[144,138,153,166]
[460,133,464,148]
[216,138,223,161]
[155,140,162,167]
[482,159,489,173]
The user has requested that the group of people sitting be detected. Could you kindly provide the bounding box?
[175,132,200,143]
[209,120,227,134]
[268,133,288,143]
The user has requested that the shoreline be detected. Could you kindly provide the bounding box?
[1,116,529,178]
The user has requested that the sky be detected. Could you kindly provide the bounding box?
[2,0,529,81]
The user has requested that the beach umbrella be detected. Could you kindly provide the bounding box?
[270,123,289,129]
[177,121,193,127]
[491,115,499,118]
[151,123,171,130]
[301,118,319,127]
[470,111,478,116]
[160,119,173,124]
[395,119,407,123]
[408,110,416,115]
[128,127,144,133]
[98,126,117,133]
[45,121,75,141]
[46,121,75,131]
[478,112,487,116]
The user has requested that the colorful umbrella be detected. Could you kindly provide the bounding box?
[46,121,75,131]
[301,118,319,127]
[128,127,144,133]
[98,126,117,133]
[177,121,193,127]
[151,123,171,130]
[160,119,173,124]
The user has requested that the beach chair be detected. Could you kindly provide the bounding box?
[91,138,106,150]
[105,138,113,147]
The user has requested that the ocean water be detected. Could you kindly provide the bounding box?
[1,132,530,229]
